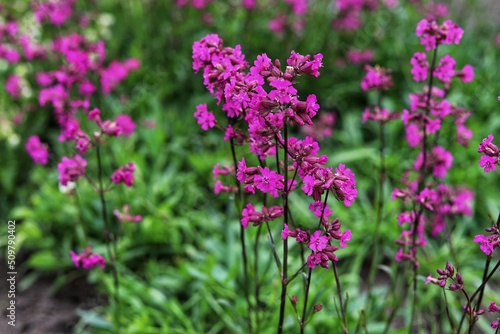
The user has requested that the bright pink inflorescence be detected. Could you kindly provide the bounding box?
[193,34,357,269]
[392,18,474,266]
[0,4,142,266]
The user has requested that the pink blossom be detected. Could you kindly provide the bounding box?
[194,104,216,131]
[254,167,284,198]
[115,114,136,136]
[70,244,106,270]
[433,54,456,83]
[242,0,255,9]
[309,230,328,252]
[5,75,21,98]
[339,230,351,248]
[360,65,393,91]
[100,59,140,94]
[347,49,373,64]
[111,162,136,187]
[33,0,76,26]
[281,224,290,240]
[479,155,498,173]
[410,52,428,81]
[25,136,49,165]
[474,234,495,255]
[456,65,474,83]
[113,205,142,223]
[58,155,87,185]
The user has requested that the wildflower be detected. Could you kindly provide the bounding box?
[433,54,456,83]
[113,205,142,223]
[360,65,393,91]
[58,155,87,186]
[254,167,284,198]
[111,162,136,187]
[25,136,49,165]
[309,230,328,252]
[70,244,106,269]
[115,114,136,136]
[5,75,22,98]
[194,104,216,131]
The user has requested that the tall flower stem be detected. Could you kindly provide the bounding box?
[333,262,348,333]
[409,46,438,334]
[300,192,329,333]
[457,259,500,332]
[96,143,120,333]
[229,136,253,333]
[366,92,387,309]
[277,124,289,334]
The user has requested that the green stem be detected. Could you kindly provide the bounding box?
[96,144,120,333]
[409,46,439,334]
[333,262,348,333]
[229,136,253,333]
[277,124,289,334]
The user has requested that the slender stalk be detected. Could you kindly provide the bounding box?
[96,144,120,333]
[333,262,348,333]
[457,259,500,332]
[366,92,387,312]
[442,289,455,333]
[254,223,263,326]
[409,46,439,334]
[229,136,253,333]
[300,192,330,333]
[277,124,289,334]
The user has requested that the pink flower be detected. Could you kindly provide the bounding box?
[410,52,428,81]
[456,65,474,83]
[58,155,87,185]
[340,230,351,248]
[100,59,140,94]
[474,234,495,255]
[309,231,328,252]
[433,54,456,83]
[360,65,393,91]
[254,167,284,198]
[5,75,21,98]
[111,162,136,187]
[115,114,136,136]
[33,0,76,26]
[194,104,216,131]
[70,244,106,270]
[113,205,142,223]
[242,0,255,9]
[25,136,49,165]
[479,155,498,173]
[281,224,290,240]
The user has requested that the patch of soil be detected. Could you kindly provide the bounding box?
[0,261,106,334]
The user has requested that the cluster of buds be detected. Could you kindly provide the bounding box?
[426,262,463,291]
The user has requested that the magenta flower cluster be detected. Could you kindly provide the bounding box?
[1,2,143,270]
[192,33,357,270]
[392,19,474,265]
[474,225,500,256]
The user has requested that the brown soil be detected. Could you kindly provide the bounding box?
[0,261,106,334]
